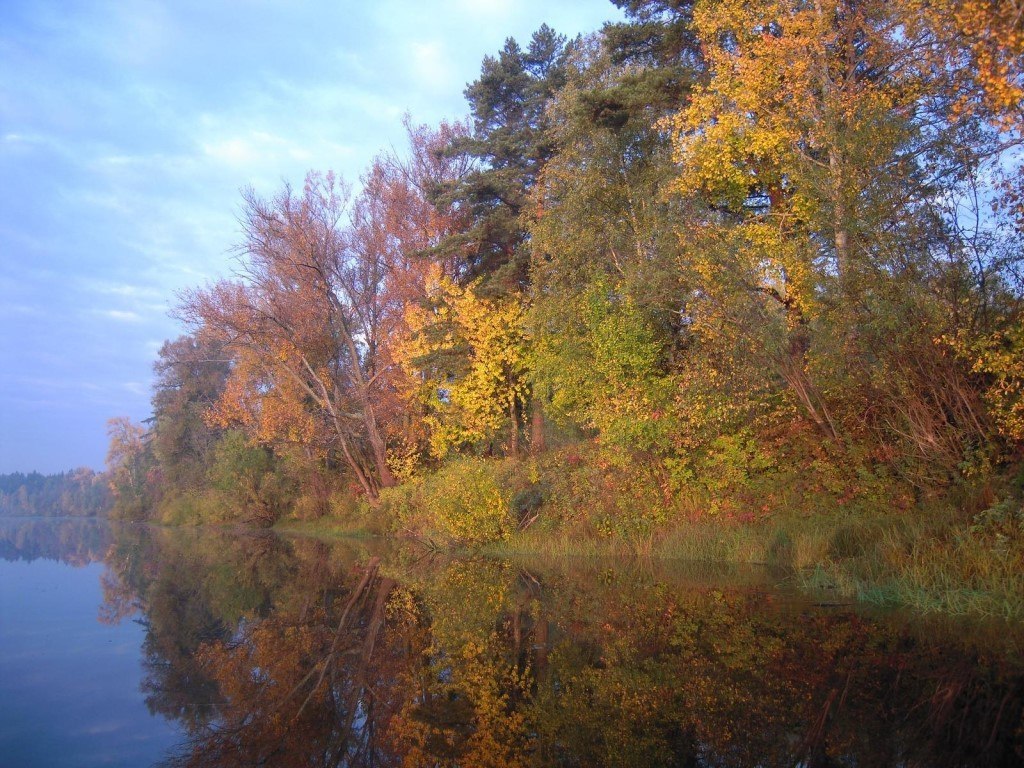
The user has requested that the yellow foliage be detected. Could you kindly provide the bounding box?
[385,435,422,483]
[386,561,531,767]
[948,325,1024,445]
[907,0,1024,131]
[396,265,529,457]
[663,0,921,278]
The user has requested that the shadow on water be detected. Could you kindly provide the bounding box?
[96,524,1024,767]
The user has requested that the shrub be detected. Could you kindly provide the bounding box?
[423,459,512,545]
[206,431,292,526]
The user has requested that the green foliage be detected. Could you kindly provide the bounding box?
[157,490,209,526]
[150,334,230,493]
[205,431,293,526]
[691,431,775,500]
[951,320,1024,448]
[423,459,512,545]
[533,279,676,452]
[970,497,1024,544]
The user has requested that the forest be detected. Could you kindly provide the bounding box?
[0,469,111,518]
[105,1,1024,614]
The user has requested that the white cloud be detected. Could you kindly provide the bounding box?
[202,136,260,167]
[73,191,133,214]
[96,309,143,323]
[410,41,455,92]
[79,279,163,299]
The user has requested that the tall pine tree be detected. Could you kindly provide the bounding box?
[432,25,568,294]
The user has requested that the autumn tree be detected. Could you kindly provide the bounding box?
[105,416,153,520]
[909,0,1024,131]
[662,0,1020,475]
[528,31,695,452]
[348,119,475,476]
[398,267,530,458]
[181,173,397,500]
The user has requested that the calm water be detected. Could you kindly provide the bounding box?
[0,519,181,767]
[2,517,1024,767]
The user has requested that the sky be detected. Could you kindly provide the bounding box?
[0,0,623,474]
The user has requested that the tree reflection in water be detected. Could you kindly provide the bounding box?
[101,527,1024,767]
[0,517,111,566]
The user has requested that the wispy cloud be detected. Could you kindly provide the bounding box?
[0,303,45,317]
[78,278,163,299]
[95,309,143,323]
[451,0,514,23]
[410,41,456,93]
[0,373,102,393]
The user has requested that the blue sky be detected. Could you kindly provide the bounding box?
[0,0,622,474]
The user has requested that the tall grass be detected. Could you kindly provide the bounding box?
[787,507,1024,620]
[298,447,1024,620]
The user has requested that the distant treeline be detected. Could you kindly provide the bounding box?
[0,469,111,517]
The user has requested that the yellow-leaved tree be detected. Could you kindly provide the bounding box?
[398,265,529,458]
[661,0,915,440]
[661,0,1006,474]
[906,0,1024,131]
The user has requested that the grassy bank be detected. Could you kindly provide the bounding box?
[274,516,379,541]
[278,444,1024,621]
[486,510,1024,620]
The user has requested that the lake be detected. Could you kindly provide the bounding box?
[0,518,180,767]
[1,517,1023,767]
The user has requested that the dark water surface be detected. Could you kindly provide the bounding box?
[2,517,1023,767]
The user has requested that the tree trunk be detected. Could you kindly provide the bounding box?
[368,430,396,489]
[530,397,546,454]
[829,144,850,287]
[336,431,378,501]
[813,0,850,285]
[508,398,520,458]
[778,326,839,441]
[340,328,396,491]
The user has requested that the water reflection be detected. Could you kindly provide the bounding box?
[0,518,180,767]
[101,527,1024,767]
[0,516,111,565]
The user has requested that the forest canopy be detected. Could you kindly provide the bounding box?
[106,0,1024,540]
